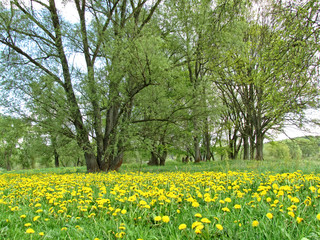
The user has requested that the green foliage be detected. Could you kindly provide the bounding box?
[264,142,291,161]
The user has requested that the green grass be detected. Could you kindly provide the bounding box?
[2,158,320,175]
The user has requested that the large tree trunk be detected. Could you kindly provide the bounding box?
[159,149,167,166]
[148,151,159,166]
[84,152,100,172]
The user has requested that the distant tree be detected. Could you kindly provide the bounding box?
[0,115,26,170]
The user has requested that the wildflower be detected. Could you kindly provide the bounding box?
[225,197,231,202]
[216,224,223,230]
[194,213,202,218]
[121,209,127,214]
[296,217,303,223]
[24,223,32,227]
[177,209,181,213]
[252,220,259,227]
[201,218,211,223]
[61,227,67,231]
[162,216,170,223]
[288,212,295,218]
[25,228,35,234]
[154,216,161,222]
[266,213,273,219]
[33,216,40,221]
[291,197,300,203]
[234,204,241,209]
[222,207,230,212]
[192,221,203,229]
[194,228,202,234]
[39,232,44,236]
[20,215,26,218]
[317,214,320,221]
[192,202,200,207]
[179,224,187,230]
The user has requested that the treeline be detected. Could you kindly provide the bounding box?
[0,0,319,171]
[264,136,320,161]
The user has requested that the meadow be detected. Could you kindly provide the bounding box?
[1,160,320,239]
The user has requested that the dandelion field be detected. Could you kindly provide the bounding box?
[1,168,320,239]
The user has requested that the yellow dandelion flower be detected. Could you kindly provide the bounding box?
[162,216,170,223]
[222,207,230,212]
[33,216,40,221]
[20,215,26,218]
[192,221,203,229]
[225,197,231,202]
[234,204,241,209]
[192,202,200,207]
[201,218,211,224]
[39,232,44,236]
[25,228,35,234]
[216,224,223,231]
[194,213,202,218]
[24,223,32,227]
[288,212,295,218]
[121,209,127,214]
[266,213,273,219]
[296,217,303,223]
[317,214,320,220]
[252,220,259,227]
[179,224,187,230]
[154,216,161,222]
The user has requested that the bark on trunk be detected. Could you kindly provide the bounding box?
[54,149,59,167]
[148,151,159,166]
[194,136,201,163]
[255,133,264,160]
[84,152,100,173]
[5,150,11,171]
[243,135,250,160]
[159,150,167,166]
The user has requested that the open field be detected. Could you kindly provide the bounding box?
[1,160,320,239]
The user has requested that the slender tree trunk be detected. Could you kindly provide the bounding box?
[54,149,59,167]
[255,133,264,160]
[243,135,250,160]
[5,150,11,171]
[194,136,201,163]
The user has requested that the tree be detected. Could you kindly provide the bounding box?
[211,2,319,160]
[0,115,26,170]
[0,0,163,172]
